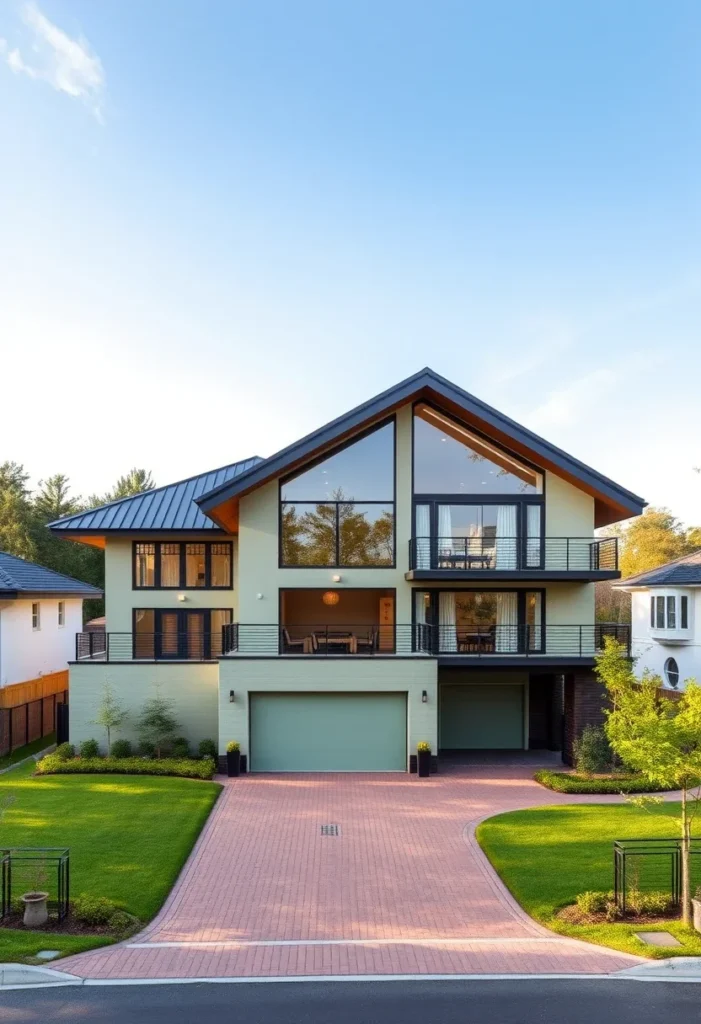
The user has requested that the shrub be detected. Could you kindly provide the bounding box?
[575,890,613,915]
[73,894,118,926]
[417,741,431,753]
[138,741,156,758]
[226,740,240,753]
[110,739,133,759]
[109,910,135,933]
[54,742,75,761]
[627,889,674,916]
[573,725,614,774]
[171,737,191,758]
[533,770,676,794]
[36,754,217,780]
[199,739,217,759]
[79,739,101,759]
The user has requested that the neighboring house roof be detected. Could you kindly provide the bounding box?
[196,367,646,529]
[614,550,701,589]
[0,551,102,598]
[48,457,262,537]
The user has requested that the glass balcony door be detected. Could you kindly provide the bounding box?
[413,502,543,571]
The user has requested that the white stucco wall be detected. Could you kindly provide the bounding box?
[218,656,438,762]
[630,587,701,689]
[0,597,83,687]
[68,661,219,752]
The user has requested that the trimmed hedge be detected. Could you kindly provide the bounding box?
[36,754,216,780]
[533,769,679,794]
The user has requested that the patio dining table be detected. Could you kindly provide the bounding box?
[313,631,358,654]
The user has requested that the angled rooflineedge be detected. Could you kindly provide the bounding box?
[613,550,701,589]
[196,367,646,524]
[48,456,263,535]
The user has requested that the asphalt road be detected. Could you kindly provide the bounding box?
[0,979,699,1024]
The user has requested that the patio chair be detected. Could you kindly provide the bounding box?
[282,627,309,654]
[355,627,377,654]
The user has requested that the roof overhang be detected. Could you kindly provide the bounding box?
[196,368,646,531]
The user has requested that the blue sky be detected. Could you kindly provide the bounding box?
[1,1,699,523]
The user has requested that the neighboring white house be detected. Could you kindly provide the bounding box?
[0,551,102,689]
[614,551,701,690]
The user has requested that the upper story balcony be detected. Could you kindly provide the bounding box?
[406,536,619,582]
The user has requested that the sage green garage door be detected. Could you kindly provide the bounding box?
[249,692,407,771]
[440,684,524,749]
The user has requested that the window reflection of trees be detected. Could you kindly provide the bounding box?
[282,489,394,566]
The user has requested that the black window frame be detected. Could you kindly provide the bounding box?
[681,595,689,629]
[132,607,233,660]
[132,540,233,590]
[411,586,546,654]
[664,656,680,688]
[279,417,397,569]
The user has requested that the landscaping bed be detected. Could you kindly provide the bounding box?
[477,802,701,958]
[534,769,680,794]
[37,753,216,779]
[0,761,221,963]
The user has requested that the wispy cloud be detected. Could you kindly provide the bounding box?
[0,3,105,121]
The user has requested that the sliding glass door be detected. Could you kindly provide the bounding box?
[133,609,233,660]
[413,502,543,571]
[415,591,544,654]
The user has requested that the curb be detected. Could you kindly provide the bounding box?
[0,963,82,987]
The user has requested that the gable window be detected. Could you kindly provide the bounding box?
[32,602,40,630]
[133,541,232,589]
[280,420,395,567]
[58,601,65,627]
[413,403,543,495]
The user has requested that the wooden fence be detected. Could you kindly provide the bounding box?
[0,670,69,709]
[0,691,67,758]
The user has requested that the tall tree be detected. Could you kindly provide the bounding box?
[108,468,155,501]
[609,507,699,579]
[0,461,35,558]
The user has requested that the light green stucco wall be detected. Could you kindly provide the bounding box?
[68,661,219,753]
[544,471,595,537]
[218,656,438,764]
[104,535,237,633]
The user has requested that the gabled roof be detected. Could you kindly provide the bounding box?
[0,551,102,597]
[614,550,701,589]
[196,367,646,529]
[48,457,262,538]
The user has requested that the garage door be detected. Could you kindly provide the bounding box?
[440,684,524,750]
[249,692,407,771]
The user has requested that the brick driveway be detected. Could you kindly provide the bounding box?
[59,766,645,979]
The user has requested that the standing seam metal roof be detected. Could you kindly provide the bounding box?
[48,457,262,533]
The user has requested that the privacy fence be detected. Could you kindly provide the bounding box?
[0,691,67,758]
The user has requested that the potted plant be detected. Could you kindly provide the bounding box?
[693,887,701,934]
[226,741,241,778]
[21,861,49,928]
[417,741,431,778]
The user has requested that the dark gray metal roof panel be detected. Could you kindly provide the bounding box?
[196,368,646,516]
[616,551,701,588]
[0,551,102,596]
[48,457,262,534]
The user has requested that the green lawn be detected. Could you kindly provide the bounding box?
[0,762,221,963]
[477,802,701,958]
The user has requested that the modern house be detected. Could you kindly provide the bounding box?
[614,551,701,691]
[50,369,644,770]
[0,550,102,694]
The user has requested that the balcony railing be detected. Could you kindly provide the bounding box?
[75,631,225,662]
[75,622,629,662]
[408,536,618,573]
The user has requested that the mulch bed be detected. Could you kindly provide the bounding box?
[558,905,680,926]
[0,910,138,936]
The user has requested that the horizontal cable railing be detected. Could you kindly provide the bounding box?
[222,623,432,656]
[409,536,618,572]
[76,622,629,661]
[75,632,225,662]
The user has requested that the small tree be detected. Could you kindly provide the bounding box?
[596,638,701,925]
[91,682,128,756]
[138,685,179,759]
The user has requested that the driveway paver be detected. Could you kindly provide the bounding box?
[59,766,647,979]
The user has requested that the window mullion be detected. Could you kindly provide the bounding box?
[155,544,162,589]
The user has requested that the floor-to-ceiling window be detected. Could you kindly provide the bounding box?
[412,404,544,571]
[413,590,544,654]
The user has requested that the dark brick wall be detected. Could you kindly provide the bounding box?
[562,670,609,765]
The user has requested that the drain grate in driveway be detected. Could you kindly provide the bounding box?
[320,824,340,836]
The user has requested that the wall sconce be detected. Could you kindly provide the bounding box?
[177,593,187,602]
[256,593,264,600]
[332,574,342,583]
[421,690,428,703]
[229,690,235,703]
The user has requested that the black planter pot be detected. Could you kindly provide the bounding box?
[417,750,431,778]
[226,750,241,778]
